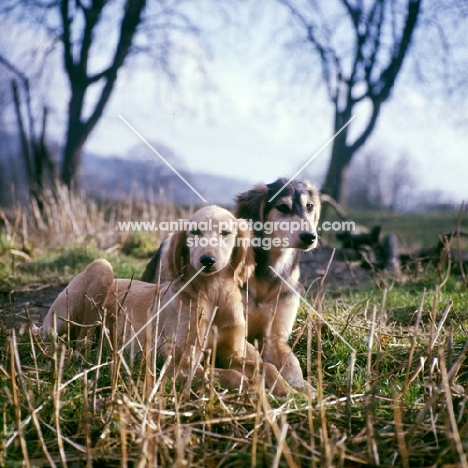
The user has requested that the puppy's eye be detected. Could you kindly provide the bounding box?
[306,203,314,212]
[276,204,290,214]
[190,229,202,236]
[220,230,231,236]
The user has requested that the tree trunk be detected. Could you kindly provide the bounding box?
[60,72,87,189]
[321,107,354,207]
[61,127,86,189]
[322,137,351,203]
[59,0,147,189]
[12,80,55,206]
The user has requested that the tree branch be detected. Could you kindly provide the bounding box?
[278,0,339,99]
[363,0,384,85]
[83,0,146,135]
[0,55,36,146]
[340,0,360,31]
[0,55,28,84]
[12,80,33,182]
[374,0,422,100]
[349,97,381,155]
[60,0,75,79]
[78,0,105,81]
[345,1,422,155]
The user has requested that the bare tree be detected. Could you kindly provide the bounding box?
[346,150,385,210]
[59,0,147,188]
[3,0,205,190]
[0,55,55,206]
[346,149,416,211]
[386,152,415,211]
[274,0,424,206]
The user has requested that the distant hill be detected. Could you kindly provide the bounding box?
[0,133,252,207]
[81,153,251,206]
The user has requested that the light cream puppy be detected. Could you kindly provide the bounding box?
[42,206,289,396]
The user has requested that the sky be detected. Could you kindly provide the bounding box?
[80,0,468,206]
[86,48,468,205]
[3,1,467,206]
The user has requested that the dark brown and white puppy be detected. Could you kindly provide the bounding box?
[234,178,321,388]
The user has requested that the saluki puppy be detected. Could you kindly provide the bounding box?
[42,206,289,396]
[234,178,321,388]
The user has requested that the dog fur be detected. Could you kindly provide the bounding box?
[141,179,321,389]
[41,206,288,396]
[234,178,321,388]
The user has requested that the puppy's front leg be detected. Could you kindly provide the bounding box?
[263,338,305,389]
[261,295,309,390]
[243,342,292,395]
[165,344,252,394]
[218,333,291,397]
[214,324,247,369]
[164,346,204,385]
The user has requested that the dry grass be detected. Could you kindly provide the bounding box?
[1,283,467,467]
[0,184,190,253]
[0,185,193,288]
[0,190,467,467]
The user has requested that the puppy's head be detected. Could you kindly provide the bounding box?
[235,178,321,251]
[164,205,255,285]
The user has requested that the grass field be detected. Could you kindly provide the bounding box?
[0,192,467,467]
[322,207,466,252]
[346,208,466,251]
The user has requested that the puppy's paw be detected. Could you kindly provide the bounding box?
[282,372,317,396]
[214,368,252,393]
[303,381,317,399]
[281,369,306,388]
[261,362,293,397]
[291,379,317,398]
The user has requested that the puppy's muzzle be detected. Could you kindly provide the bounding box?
[299,232,317,246]
[200,254,216,271]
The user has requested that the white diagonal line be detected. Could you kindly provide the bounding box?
[269,266,356,353]
[118,266,206,354]
[268,115,356,202]
[118,114,208,203]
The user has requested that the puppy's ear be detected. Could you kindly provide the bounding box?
[234,183,268,222]
[304,180,321,223]
[231,221,256,287]
[163,230,189,278]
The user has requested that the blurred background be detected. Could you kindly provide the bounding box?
[0,0,467,212]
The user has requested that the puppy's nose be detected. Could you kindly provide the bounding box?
[200,254,216,268]
[300,232,317,246]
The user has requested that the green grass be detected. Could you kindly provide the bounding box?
[2,264,466,466]
[324,207,466,251]
[0,241,149,292]
[1,194,468,466]
[351,208,463,248]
